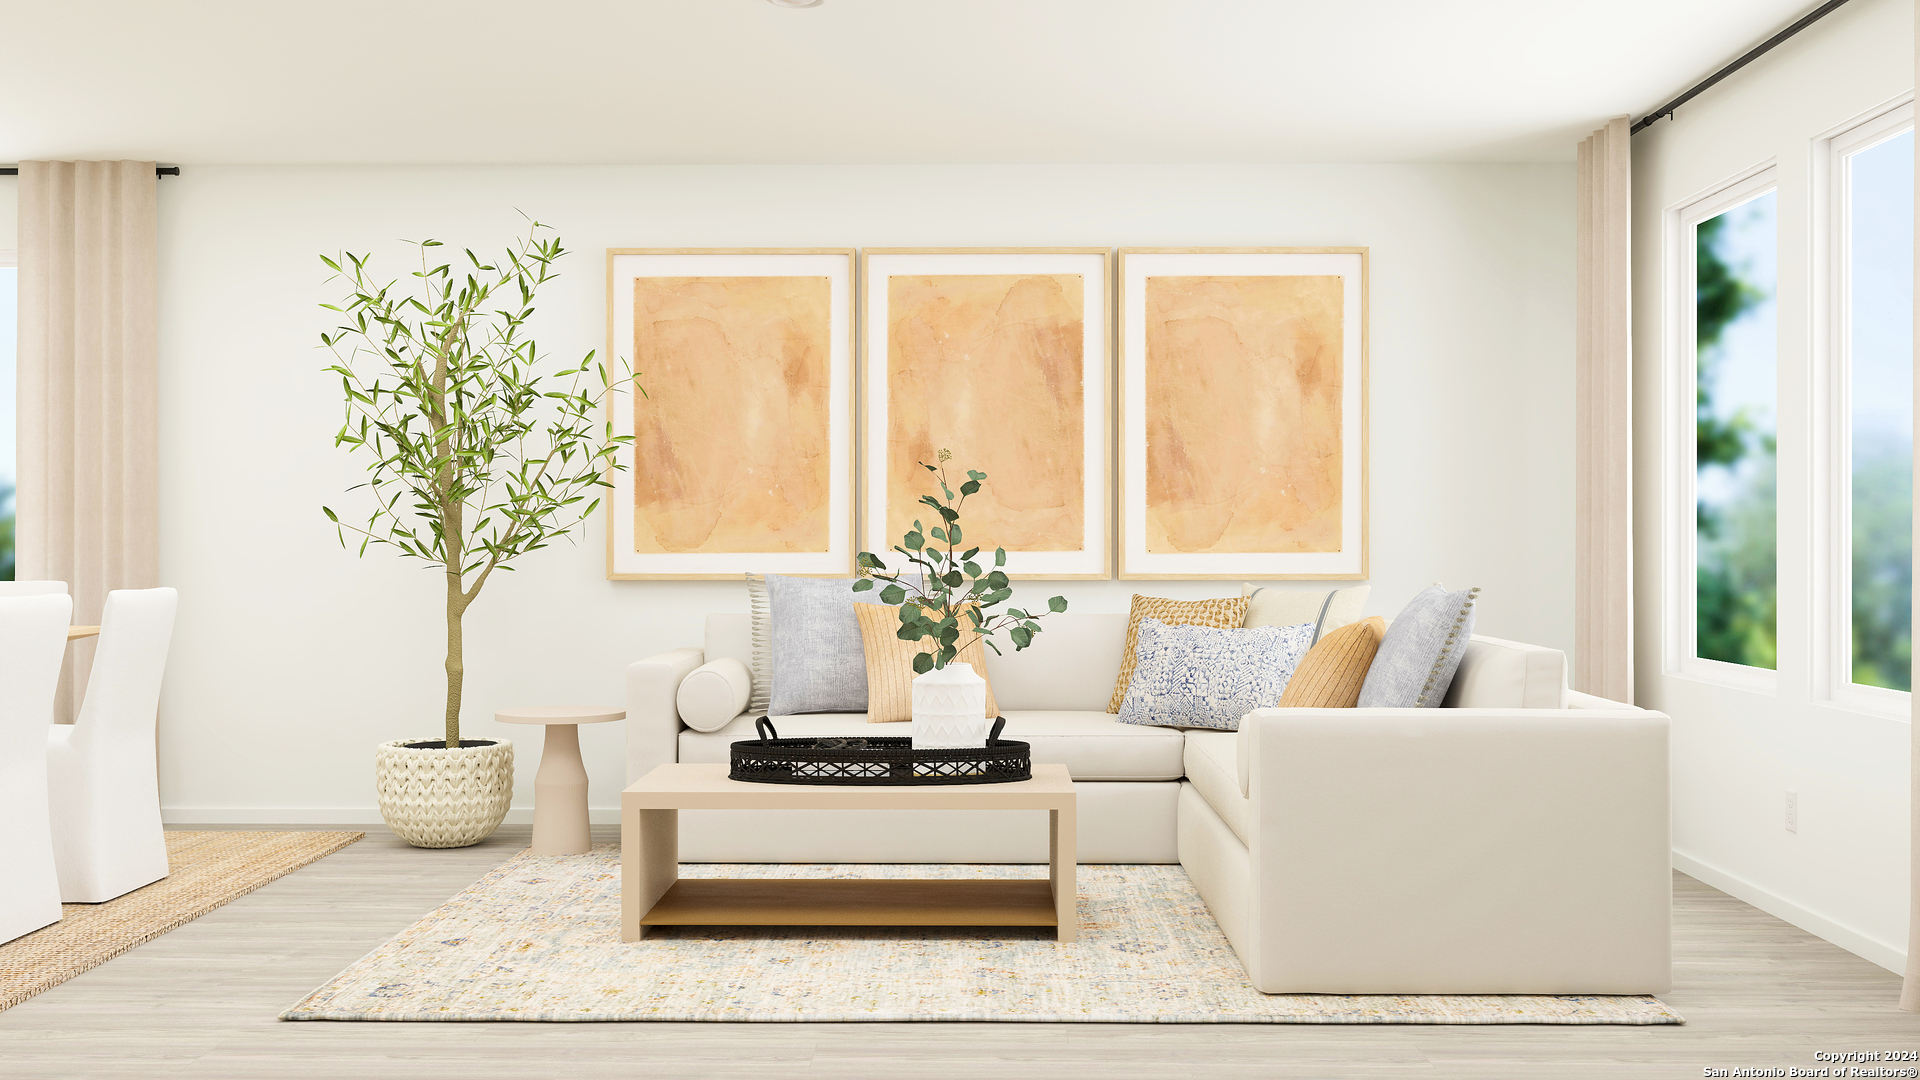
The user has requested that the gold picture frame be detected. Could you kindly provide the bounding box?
[1116,248,1369,580]
[605,248,856,580]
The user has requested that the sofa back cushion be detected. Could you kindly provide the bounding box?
[708,613,1568,715]
[707,613,753,670]
[709,611,1126,714]
[1442,634,1568,709]
[984,613,1128,712]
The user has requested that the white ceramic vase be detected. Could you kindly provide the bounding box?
[911,661,992,749]
[374,738,515,848]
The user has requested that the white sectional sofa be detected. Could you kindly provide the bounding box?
[627,611,1672,994]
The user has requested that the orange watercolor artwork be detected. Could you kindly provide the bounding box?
[630,275,833,554]
[1143,275,1344,555]
[885,274,1086,552]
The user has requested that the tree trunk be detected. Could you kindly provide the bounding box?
[445,572,464,749]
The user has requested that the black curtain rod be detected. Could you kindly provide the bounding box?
[0,166,180,176]
[1633,0,1854,134]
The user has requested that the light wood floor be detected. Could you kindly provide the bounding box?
[1,824,1916,1080]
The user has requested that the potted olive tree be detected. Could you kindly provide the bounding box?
[854,451,1068,748]
[321,221,634,848]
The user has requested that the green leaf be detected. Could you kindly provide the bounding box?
[947,524,961,544]
[994,547,1007,567]
[912,651,936,674]
[905,531,923,551]
[929,526,946,542]
[880,583,906,605]
[959,480,980,496]
[851,578,874,592]
[1048,595,1068,613]
[1010,626,1033,649]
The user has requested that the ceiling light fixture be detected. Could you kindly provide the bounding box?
[766,0,823,7]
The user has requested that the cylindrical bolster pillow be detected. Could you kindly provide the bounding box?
[676,657,753,732]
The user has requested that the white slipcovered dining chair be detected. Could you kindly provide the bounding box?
[0,580,68,596]
[46,587,178,903]
[0,593,74,943]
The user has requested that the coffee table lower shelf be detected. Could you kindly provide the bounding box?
[639,878,1060,928]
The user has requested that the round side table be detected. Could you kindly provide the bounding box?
[495,706,625,855]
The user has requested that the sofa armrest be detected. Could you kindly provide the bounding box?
[1238,706,1671,994]
[1566,688,1643,711]
[626,647,705,785]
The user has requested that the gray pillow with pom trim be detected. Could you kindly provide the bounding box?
[1356,585,1481,708]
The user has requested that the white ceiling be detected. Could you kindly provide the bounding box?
[1,0,1829,165]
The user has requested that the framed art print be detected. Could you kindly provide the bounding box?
[1117,248,1368,579]
[860,249,1112,579]
[606,249,855,579]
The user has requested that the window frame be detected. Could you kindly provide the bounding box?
[1664,161,1781,693]
[1814,94,1916,719]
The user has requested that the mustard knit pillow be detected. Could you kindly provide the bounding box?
[1108,595,1251,714]
[853,602,999,724]
[1277,616,1387,708]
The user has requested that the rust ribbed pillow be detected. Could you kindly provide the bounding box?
[1107,595,1251,714]
[1277,616,1387,708]
[853,602,999,724]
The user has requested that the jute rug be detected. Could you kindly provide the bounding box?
[284,848,1682,1024]
[1,830,363,1012]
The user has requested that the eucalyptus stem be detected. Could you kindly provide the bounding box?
[854,450,1067,672]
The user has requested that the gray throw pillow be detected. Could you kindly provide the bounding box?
[766,574,915,715]
[1356,585,1482,708]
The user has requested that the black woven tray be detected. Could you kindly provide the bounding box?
[730,717,1032,785]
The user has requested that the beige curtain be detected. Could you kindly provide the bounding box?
[16,161,160,722]
[1575,117,1634,705]
[1903,8,1920,1012]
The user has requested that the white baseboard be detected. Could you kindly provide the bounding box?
[1673,849,1906,975]
[162,807,627,826]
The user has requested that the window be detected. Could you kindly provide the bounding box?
[1823,100,1915,712]
[0,251,13,581]
[1669,167,1779,686]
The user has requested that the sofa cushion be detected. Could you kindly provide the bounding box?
[1277,616,1386,708]
[1443,634,1569,709]
[1242,583,1371,642]
[852,601,998,723]
[981,613,1126,712]
[1357,585,1480,708]
[1183,731,1249,845]
[678,709,1186,781]
[1117,619,1313,731]
[676,657,753,732]
[1109,595,1251,713]
[765,574,910,714]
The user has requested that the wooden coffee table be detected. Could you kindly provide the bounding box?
[621,763,1077,942]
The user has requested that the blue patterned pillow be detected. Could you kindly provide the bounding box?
[1116,618,1315,730]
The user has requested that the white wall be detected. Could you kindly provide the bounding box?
[1632,0,1914,972]
[144,162,1574,823]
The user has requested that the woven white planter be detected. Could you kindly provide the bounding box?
[374,739,515,849]
[911,662,992,749]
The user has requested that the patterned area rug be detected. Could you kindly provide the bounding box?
[284,848,1682,1024]
[2,830,363,1012]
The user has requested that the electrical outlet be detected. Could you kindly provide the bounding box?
[1785,791,1799,833]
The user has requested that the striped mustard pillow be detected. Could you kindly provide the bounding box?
[853,602,999,724]
[1108,595,1251,714]
[1277,616,1387,708]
